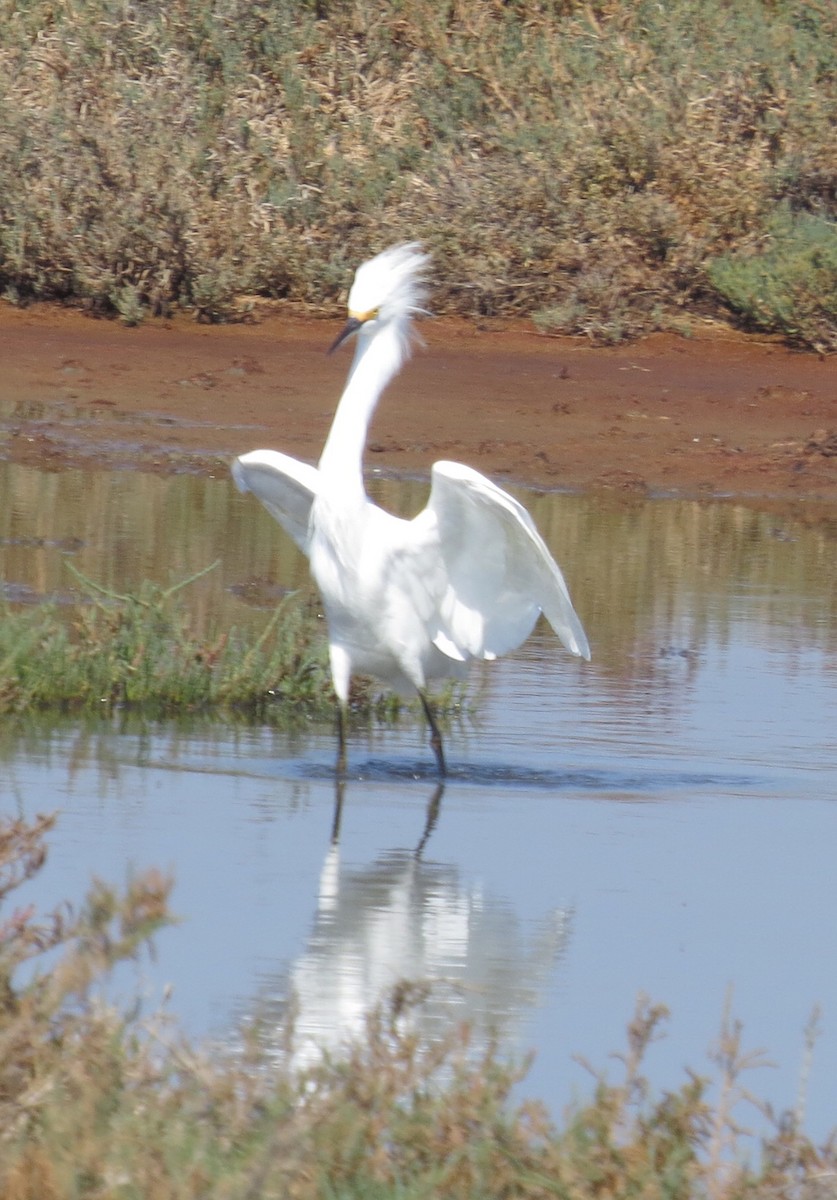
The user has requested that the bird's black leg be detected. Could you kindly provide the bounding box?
[336,704,348,777]
[419,692,447,777]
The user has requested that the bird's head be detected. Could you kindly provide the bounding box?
[329,242,430,354]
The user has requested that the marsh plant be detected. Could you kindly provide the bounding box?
[0,564,461,730]
[0,812,835,1198]
[0,564,333,719]
[0,0,835,347]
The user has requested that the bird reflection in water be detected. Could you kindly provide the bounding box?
[275,782,573,1074]
[330,776,444,857]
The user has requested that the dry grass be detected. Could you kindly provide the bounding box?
[1,813,836,1198]
[0,0,835,345]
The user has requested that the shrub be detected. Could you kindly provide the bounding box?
[0,0,836,343]
[708,206,837,350]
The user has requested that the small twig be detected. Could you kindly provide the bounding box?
[160,560,221,600]
[63,559,220,607]
[795,1003,822,1132]
[64,558,148,606]
[236,592,300,678]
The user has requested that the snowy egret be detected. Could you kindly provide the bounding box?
[232,242,590,775]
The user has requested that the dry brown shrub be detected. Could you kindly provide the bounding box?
[0,0,835,343]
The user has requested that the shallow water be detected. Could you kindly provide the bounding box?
[2,462,836,1139]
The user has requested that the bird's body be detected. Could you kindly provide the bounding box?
[233,243,590,773]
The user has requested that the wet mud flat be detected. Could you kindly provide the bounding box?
[0,303,834,503]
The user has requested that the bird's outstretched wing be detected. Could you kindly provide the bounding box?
[426,460,590,662]
[232,450,318,553]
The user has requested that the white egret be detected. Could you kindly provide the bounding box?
[232,242,590,775]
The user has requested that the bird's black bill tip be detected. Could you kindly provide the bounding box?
[327,316,363,356]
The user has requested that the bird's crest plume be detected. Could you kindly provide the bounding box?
[347,242,430,326]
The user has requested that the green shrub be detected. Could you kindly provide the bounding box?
[709,206,837,350]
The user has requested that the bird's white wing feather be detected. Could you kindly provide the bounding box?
[426,460,590,661]
[232,450,318,553]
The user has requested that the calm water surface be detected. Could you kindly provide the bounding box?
[1,462,836,1139]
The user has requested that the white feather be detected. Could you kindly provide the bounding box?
[233,242,590,771]
[232,450,317,553]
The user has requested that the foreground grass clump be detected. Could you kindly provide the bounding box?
[0,565,337,720]
[1,813,836,1199]
[0,566,457,726]
[0,0,835,346]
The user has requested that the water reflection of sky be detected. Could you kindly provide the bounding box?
[1,462,836,1142]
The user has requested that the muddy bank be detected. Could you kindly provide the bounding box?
[0,304,834,504]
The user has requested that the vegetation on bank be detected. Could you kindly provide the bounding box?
[0,0,835,347]
[0,812,834,1199]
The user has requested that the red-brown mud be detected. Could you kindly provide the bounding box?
[1,304,834,503]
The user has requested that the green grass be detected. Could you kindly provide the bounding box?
[0,564,463,730]
[0,0,835,347]
[0,812,834,1199]
[0,563,336,720]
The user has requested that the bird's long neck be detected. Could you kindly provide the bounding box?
[318,318,407,498]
